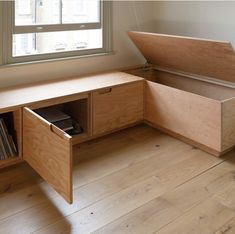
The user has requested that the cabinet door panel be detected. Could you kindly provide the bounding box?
[23,107,73,203]
[92,82,144,136]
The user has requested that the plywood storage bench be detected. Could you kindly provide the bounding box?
[126,31,235,157]
[0,72,144,203]
[1,31,235,205]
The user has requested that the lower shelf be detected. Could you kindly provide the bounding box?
[0,157,23,169]
[72,133,90,145]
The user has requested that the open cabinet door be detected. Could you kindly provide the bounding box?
[23,107,73,203]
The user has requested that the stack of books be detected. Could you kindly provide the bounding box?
[36,108,83,135]
[0,118,17,160]
[36,108,74,132]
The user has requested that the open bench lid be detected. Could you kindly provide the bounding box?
[128,31,235,84]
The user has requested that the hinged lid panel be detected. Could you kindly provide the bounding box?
[128,31,235,83]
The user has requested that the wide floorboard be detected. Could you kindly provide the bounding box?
[0,124,234,234]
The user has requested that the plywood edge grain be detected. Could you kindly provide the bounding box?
[12,109,22,159]
[221,97,235,151]
[128,31,232,45]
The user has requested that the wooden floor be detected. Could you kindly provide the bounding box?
[0,124,235,234]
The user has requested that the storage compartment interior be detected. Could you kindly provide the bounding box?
[129,68,235,101]
[34,98,89,139]
[0,111,19,160]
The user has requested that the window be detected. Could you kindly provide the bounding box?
[0,0,112,65]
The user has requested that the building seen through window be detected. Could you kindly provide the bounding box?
[13,0,102,57]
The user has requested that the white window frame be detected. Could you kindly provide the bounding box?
[0,0,112,65]
[0,4,3,65]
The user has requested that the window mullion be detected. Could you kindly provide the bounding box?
[60,0,63,24]
[13,22,101,34]
[4,1,14,65]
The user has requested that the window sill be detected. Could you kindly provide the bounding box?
[0,51,115,69]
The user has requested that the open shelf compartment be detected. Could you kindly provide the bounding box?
[33,98,90,144]
[0,110,22,168]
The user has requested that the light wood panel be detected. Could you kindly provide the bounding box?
[222,98,235,151]
[33,153,220,234]
[0,157,23,169]
[128,68,235,101]
[92,82,144,136]
[27,92,88,110]
[12,109,22,158]
[23,107,73,203]
[157,199,235,234]
[145,80,222,152]
[214,218,235,234]
[146,121,222,157]
[94,152,235,234]
[0,72,144,113]
[66,98,91,137]
[128,31,235,83]
[93,198,180,234]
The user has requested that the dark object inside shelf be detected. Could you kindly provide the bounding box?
[66,119,83,135]
[35,107,83,135]
[0,113,18,160]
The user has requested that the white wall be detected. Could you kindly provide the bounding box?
[0,1,155,88]
[154,1,235,45]
[3,1,235,88]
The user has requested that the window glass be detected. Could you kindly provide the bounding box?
[15,0,100,26]
[62,0,100,24]
[15,0,61,25]
[13,29,103,57]
[1,0,111,64]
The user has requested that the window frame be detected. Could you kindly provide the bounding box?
[0,0,112,65]
[0,3,3,65]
